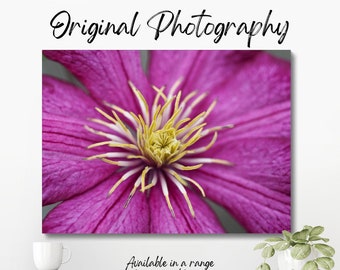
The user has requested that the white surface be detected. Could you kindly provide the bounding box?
[1,1,340,269]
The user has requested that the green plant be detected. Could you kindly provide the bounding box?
[254,225,335,270]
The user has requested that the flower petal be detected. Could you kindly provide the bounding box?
[191,100,291,233]
[43,175,150,234]
[43,120,117,206]
[205,52,290,123]
[149,183,225,234]
[148,50,258,96]
[148,50,200,90]
[225,101,291,140]
[43,75,100,119]
[199,101,291,194]
[43,76,118,205]
[43,50,153,111]
[149,50,290,122]
[195,169,290,233]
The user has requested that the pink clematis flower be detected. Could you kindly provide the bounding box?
[42,50,291,234]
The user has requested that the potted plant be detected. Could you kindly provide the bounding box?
[254,225,335,270]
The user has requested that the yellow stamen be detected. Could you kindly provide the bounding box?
[203,100,217,120]
[84,125,125,142]
[174,117,191,129]
[167,150,188,164]
[158,96,176,118]
[101,158,140,167]
[172,163,203,171]
[124,185,138,208]
[167,76,183,98]
[168,173,195,217]
[88,118,114,129]
[128,81,150,124]
[187,132,218,154]
[143,182,156,191]
[180,92,207,120]
[152,85,167,103]
[176,112,206,135]
[140,166,151,192]
[143,173,158,191]
[107,167,142,196]
[103,101,138,128]
[95,107,116,123]
[111,110,130,134]
[174,91,182,112]
[167,169,188,186]
[182,157,233,166]
[108,178,125,196]
[165,195,175,218]
[87,141,112,149]
[181,123,206,142]
[108,142,137,149]
[127,155,149,162]
[210,158,233,165]
[182,175,206,197]
[124,176,142,208]
[201,124,234,137]
[183,193,195,218]
[86,152,128,160]
[163,106,183,130]
[180,128,203,150]
[182,90,197,104]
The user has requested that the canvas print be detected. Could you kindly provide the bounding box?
[42,50,291,234]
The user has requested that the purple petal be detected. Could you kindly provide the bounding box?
[149,183,225,234]
[194,169,290,233]
[43,176,150,234]
[185,102,291,233]
[43,76,117,205]
[42,114,117,205]
[43,144,115,206]
[149,50,290,124]
[199,101,291,194]
[43,50,153,111]
[225,101,291,141]
[205,52,290,124]
[148,50,258,97]
[43,75,100,119]
[148,50,200,91]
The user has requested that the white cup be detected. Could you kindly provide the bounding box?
[33,242,71,270]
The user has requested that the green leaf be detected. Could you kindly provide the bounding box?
[262,246,275,259]
[254,242,267,250]
[310,226,324,236]
[291,244,312,260]
[256,262,271,270]
[274,241,291,251]
[304,225,313,232]
[264,237,284,242]
[302,260,318,270]
[282,230,292,241]
[309,235,329,242]
[314,244,335,257]
[292,229,309,243]
[315,257,335,270]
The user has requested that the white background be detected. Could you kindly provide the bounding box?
[1,1,340,269]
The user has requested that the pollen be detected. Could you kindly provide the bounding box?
[145,128,181,167]
[85,78,233,218]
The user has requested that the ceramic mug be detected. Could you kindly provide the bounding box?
[33,242,71,270]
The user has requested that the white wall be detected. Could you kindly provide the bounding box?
[1,1,340,269]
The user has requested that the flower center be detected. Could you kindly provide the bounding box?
[85,78,233,218]
[145,128,180,167]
